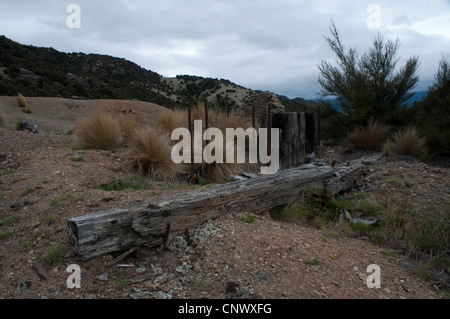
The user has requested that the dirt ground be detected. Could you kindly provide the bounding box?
[0,96,448,300]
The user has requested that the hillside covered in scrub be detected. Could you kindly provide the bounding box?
[0,35,292,115]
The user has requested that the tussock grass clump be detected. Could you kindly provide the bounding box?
[156,109,189,135]
[75,112,121,150]
[17,92,27,108]
[154,108,249,183]
[127,126,187,181]
[391,126,426,157]
[118,114,141,145]
[346,119,389,151]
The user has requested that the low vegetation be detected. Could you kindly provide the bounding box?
[17,92,27,107]
[44,244,65,267]
[272,187,449,289]
[99,175,154,192]
[391,126,427,157]
[50,193,83,206]
[346,119,389,151]
[70,156,85,162]
[75,112,121,150]
[1,214,21,226]
[126,126,186,182]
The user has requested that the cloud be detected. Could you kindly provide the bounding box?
[0,0,448,98]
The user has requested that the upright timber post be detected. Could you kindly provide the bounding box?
[204,99,210,183]
[187,103,195,184]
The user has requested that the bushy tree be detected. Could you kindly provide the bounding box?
[318,21,420,126]
[408,54,450,157]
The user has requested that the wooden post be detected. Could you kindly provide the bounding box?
[204,99,210,183]
[187,103,195,184]
[267,104,272,156]
[252,104,256,129]
[317,105,321,156]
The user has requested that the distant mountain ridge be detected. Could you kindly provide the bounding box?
[0,35,285,114]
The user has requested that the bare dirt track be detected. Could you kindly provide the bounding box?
[0,96,448,299]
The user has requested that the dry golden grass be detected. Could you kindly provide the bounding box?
[75,112,121,150]
[150,106,252,183]
[17,93,27,108]
[155,109,189,135]
[392,126,426,157]
[127,126,188,181]
[347,119,389,151]
[118,114,141,145]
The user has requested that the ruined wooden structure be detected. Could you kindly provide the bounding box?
[261,111,318,170]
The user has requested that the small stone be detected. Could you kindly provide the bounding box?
[98,273,109,281]
[20,281,32,293]
[226,282,240,294]
[310,289,323,298]
[254,270,270,283]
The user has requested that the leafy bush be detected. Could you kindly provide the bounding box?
[75,112,121,150]
[406,55,450,157]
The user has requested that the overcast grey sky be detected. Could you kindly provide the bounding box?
[1,0,449,98]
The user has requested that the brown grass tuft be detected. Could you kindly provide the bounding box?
[17,93,27,108]
[118,114,141,145]
[155,109,189,135]
[346,119,389,151]
[127,126,187,181]
[152,106,252,184]
[392,126,426,157]
[75,112,121,150]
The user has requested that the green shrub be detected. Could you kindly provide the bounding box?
[70,156,85,162]
[100,175,153,191]
[22,187,35,196]
[241,213,255,224]
[0,230,13,239]
[44,244,65,267]
[1,214,21,226]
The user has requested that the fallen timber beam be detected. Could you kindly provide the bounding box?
[67,156,380,260]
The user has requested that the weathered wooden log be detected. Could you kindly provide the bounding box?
[67,156,379,260]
